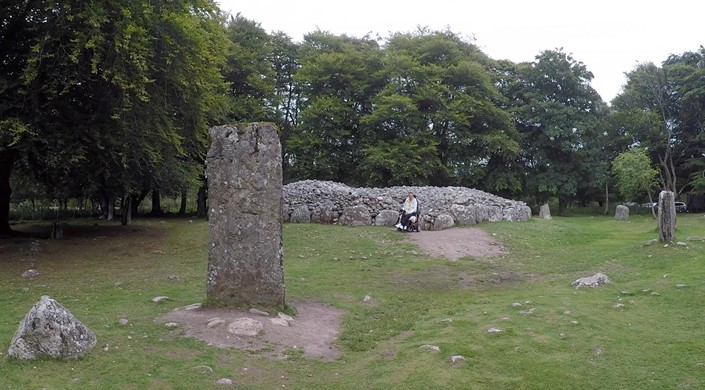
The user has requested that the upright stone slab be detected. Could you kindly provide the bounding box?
[539,204,552,220]
[615,205,629,221]
[206,123,285,310]
[658,190,676,243]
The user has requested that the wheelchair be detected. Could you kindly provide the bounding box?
[396,210,421,232]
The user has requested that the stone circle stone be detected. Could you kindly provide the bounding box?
[289,205,311,223]
[374,209,400,226]
[339,205,372,226]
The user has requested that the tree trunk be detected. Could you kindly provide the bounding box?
[558,197,567,216]
[0,150,16,234]
[657,190,676,243]
[196,183,207,218]
[178,190,187,215]
[150,189,164,216]
[121,196,132,226]
[101,189,115,220]
[648,192,656,218]
[603,181,609,215]
[132,189,149,217]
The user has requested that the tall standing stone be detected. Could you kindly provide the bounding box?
[206,123,285,311]
[658,190,676,243]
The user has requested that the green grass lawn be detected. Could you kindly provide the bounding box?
[1,214,704,389]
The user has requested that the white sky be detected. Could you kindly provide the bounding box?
[217,0,704,103]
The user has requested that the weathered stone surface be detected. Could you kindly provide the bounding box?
[615,205,629,221]
[8,296,97,360]
[270,317,290,327]
[289,205,311,223]
[206,123,285,310]
[658,191,676,243]
[374,209,400,226]
[227,318,263,336]
[539,204,552,220]
[339,205,371,226]
[283,180,531,230]
[450,204,477,225]
[572,272,611,289]
[432,214,455,231]
[311,200,336,224]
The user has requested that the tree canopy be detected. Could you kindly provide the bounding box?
[3,5,705,230]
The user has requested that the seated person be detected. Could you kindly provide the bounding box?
[395,192,418,230]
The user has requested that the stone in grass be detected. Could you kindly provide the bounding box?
[22,269,39,278]
[248,308,269,316]
[572,272,611,289]
[450,355,466,363]
[183,303,202,311]
[118,318,129,326]
[419,344,441,352]
[216,378,234,386]
[270,317,290,327]
[207,318,226,328]
[278,312,294,322]
[487,327,502,333]
[152,296,170,303]
[164,322,179,328]
[8,295,97,360]
[227,318,263,336]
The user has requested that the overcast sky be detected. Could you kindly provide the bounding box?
[217,0,704,103]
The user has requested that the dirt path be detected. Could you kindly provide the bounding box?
[405,227,506,260]
[158,227,505,361]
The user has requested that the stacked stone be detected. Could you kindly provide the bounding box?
[283,180,531,230]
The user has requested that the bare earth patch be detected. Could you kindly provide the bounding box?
[405,227,507,260]
[159,301,343,361]
[158,227,504,360]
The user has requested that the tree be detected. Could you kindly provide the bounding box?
[611,148,659,211]
[502,49,605,214]
[612,51,705,196]
[0,0,229,231]
[287,32,385,184]
[364,29,521,190]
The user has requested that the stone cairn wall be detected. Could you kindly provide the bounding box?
[283,180,531,230]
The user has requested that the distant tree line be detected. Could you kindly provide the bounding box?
[2,1,705,232]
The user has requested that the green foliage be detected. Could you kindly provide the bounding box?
[1,0,229,203]
[502,49,606,210]
[611,148,659,200]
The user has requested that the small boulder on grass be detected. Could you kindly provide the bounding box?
[572,272,611,289]
[8,295,97,360]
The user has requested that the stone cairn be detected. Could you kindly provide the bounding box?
[206,123,285,311]
[283,180,532,231]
